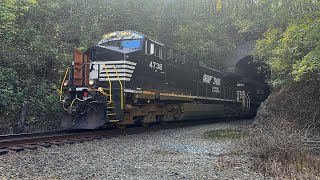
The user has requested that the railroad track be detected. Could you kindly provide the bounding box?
[0,119,231,156]
[303,140,320,150]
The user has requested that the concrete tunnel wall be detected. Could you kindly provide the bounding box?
[223,40,269,84]
[223,40,256,73]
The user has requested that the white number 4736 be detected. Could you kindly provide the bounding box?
[149,61,163,71]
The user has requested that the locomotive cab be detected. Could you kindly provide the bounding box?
[60,31,145,129]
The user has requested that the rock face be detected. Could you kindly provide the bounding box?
[253,96,273,126]
[253,76,320,135]
[247,75,320,178]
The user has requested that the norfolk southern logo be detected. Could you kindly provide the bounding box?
[202,74,221,85]
[203,74,221,93]
[203,74,213,83]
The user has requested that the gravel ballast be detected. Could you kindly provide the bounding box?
[0,119,264,179]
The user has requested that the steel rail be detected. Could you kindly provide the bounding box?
[0,118,239,155]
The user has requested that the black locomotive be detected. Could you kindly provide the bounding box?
[59,30,268,129]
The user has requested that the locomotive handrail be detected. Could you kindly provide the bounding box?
[59,66,70,102]
[242,92,248,109]
[246,92,251,111]
[112,65,124,110]
[242,94,245,109]
[205,83,208,98]
[103,64,112,103]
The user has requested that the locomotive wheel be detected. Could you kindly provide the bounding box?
[140,122,150,127]
[159,120,167,125]
[115,124,127,129]
[156,115,166,125]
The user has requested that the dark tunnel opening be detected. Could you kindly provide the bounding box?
[235,55,271,98]
[235,56,269,83]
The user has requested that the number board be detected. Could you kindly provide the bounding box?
[149,61,163,71]
[98,31,143,45]
[103,31,132,40]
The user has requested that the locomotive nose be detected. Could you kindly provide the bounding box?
[62,103,106,130]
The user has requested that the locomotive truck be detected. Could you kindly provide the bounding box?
[59,30,267,129]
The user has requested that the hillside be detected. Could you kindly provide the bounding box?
[247,73,320,177]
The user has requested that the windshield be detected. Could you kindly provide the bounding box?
[103,39,141,49]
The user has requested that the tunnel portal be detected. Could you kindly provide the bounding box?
[235,56,269,83]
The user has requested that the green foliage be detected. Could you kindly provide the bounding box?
[25,82,61,123]
[293,45,320,80]
[0,67,23,115]
[254,13,320,87]
[174,21,235,68]
[0,0,67,125]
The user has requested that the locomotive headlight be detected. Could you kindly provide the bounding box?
[63,80,69,86]
[89,79,95,86]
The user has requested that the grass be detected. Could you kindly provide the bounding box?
[204,129,244,140]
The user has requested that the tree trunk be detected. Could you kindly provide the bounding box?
[15,101,27,133]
